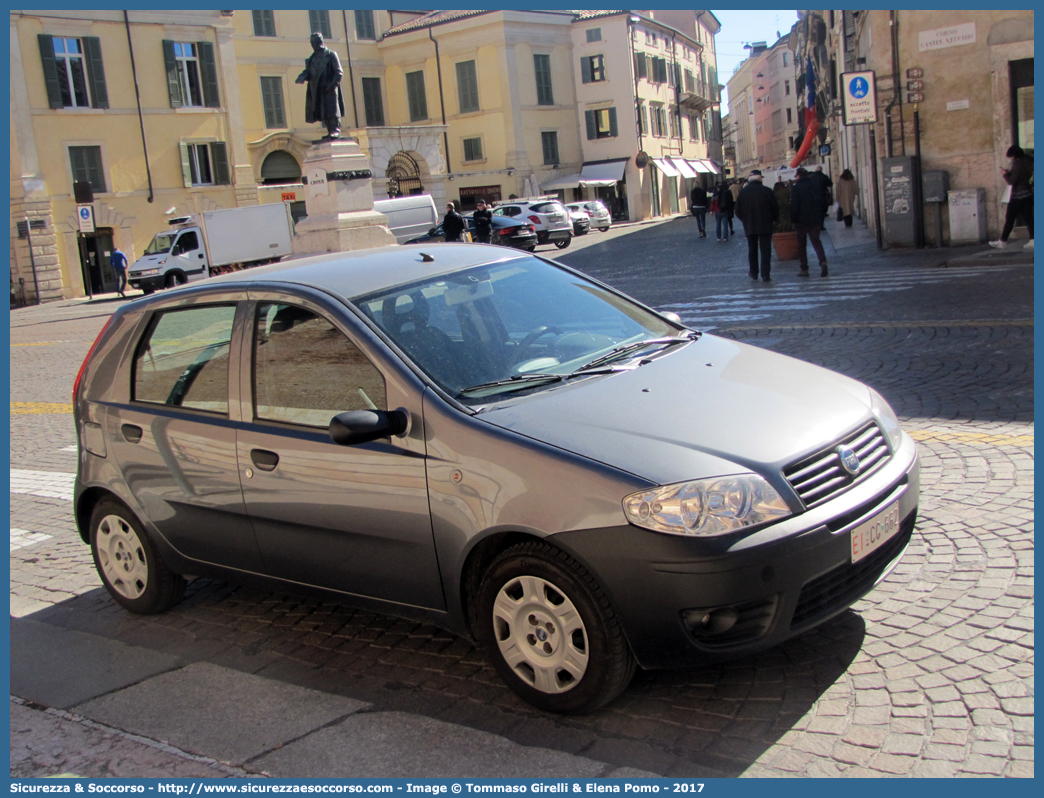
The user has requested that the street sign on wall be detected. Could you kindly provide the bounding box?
[77,205,95,234]
[841,70,877,125]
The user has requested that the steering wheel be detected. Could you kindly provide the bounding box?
[516,325,563,360]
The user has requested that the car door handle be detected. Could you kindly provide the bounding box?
[199,253,204,258]
[121,424,143,444]
[250,449,279,471]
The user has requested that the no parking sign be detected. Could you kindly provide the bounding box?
[77,204,95,234]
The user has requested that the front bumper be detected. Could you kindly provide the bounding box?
[537,228,571,243]
[128,273,165,292]
[552,433,920,669]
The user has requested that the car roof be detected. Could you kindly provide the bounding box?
[204,245,526,300]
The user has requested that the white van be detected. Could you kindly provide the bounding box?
[373,195,439,244]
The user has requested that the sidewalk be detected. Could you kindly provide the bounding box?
[10,618,655,779]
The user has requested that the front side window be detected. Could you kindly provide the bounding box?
[355,10,376,41]
[260,76,286,128]
[456,60,479,114]
[252,10,276,37]
[405,70,428,122]
[534,54,554,105]
[69,146,106,193]
[581,55,605,84]
[463,137,483,162]
[254,303,386,427]
[541,131,560,165]
[308,10,332,39]
[133,305,236,414]
[361,77,384,126]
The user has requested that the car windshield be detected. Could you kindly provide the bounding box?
[143,232,177,255]
[354,256,677,404]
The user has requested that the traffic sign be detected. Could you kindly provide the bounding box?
[819,144,832,156]
[77,204,95,234]
[841,70,878,125]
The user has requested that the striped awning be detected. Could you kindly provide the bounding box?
[651,158,680,178]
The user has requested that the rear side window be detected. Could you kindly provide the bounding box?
[133,305,236,413]
[253,303,387,427]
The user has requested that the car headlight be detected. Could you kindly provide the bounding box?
[869,388,902,450]
[623,475,791,537]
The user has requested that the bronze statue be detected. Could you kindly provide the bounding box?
[296,32,345,141]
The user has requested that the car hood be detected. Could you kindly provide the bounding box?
[129,254,167,270]
[477,334,874,486]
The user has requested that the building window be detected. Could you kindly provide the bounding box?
[785,79,791,96]
[585,107,617,140]
[252,11,276,37]
[786,107,792,125]
[39,35,108,109]
[586,28,602,43]
[634,53,648,80]
[260,76,286,128]
[637,101,647,135]
[669,106,679,138]
[179,142,229,187]
[541,131,559,165]
[463,137,484,162]
[69,146,106,194]
[308,11,332,39]
[361,77,384,126]
[162,40,219,108]
[650,56,668,84]
[782,52,789,67]
[405,70,428,122]
[534,54,554,105]
[355,10,376,41]
[580,55,605,84]
[456,60,479,114]
[649,104,666,138]
[689,114,699,141]
[684,68,695,93]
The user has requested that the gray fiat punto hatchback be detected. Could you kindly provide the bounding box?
[73,245,919,713]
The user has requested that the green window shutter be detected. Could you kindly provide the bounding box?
[81,37,108,109]
[534,54,553,105]
[585,110,596,140]
[38,35,64,109]
[179,143,193,187]
[261,77,286,128]
[405,71,427,122]
[456,61,478,114]
[162,40,183,108]
[608,107,618,138]
[309,11,331,39]
[211,141,230,185]
[362,77,384,126]
[580,57,592,84]
[197,41,220,108]
[252,11,276,37]
[635,53,647,81]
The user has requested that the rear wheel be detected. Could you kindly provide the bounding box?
[554,237,572,250]
[89,500,185,614]
[477,541,635,714]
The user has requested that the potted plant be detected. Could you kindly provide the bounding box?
[771,180,801,260]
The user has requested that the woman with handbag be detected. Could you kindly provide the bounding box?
[836,169,858,228]
[990,146,1033,249]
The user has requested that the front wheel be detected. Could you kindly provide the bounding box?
[164,271,187,289]
[477,541,635,714]
[554,237,572,250]
[89,500,185,614]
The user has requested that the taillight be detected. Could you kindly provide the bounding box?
[498,228,512,236]
[73,315,114,403]
[528,215,541,225]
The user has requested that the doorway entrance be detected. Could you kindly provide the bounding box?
[80,227,118,295]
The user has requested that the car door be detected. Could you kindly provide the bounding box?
[107,298,264,570]
[234,291,444,609]
[169,230,208,283]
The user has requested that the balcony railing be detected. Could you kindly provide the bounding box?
[679,78,720,113]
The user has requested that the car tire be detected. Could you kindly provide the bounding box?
[164,272,186,289]
[599,227,611,233]
[526,246,537,252]
[89,499,186,614]
[554,237,572,250]
[141,288,155,295]
[477,541,636,714]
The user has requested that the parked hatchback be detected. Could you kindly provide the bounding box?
[493,200,573,249]
[566,201,612,232]
[74,246,918,714]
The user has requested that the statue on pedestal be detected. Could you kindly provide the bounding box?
[296,32,345,141]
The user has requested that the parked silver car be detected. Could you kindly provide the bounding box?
[74,245,918,714]
[566,201,612,232]
[492,199,573,249]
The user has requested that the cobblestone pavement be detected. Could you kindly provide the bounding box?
[9,222,1033,777]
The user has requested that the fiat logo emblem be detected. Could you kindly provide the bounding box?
[836,445,861,475]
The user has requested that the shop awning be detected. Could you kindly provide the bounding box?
[541,174,582,190]
[688,159,715,174]
[579,159,628,186]
[698,159,721,175]
[669,157,698,179]
[651,158,680,178]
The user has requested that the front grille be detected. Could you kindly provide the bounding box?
[685,594,780,649]
[790,510,916,630]
[783,422,891,508]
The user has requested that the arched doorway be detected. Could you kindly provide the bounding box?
[386,152,423,197]
[261,150,302,185]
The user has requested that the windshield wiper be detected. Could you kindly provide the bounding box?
[572,333,696,374]
[457,373,564,397]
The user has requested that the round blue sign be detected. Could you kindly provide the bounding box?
[79,207,91,219]
[849,76,869,99]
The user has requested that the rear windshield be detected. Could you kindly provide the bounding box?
[530,202,566,214]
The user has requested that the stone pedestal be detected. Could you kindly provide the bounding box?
[292,139,396,255]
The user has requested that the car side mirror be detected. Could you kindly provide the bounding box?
[329,409,409,446]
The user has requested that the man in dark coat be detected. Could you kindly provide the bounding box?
[442,203,465,242]
[790,167,829,276]
[735,170,778,281]
[472,199,493,243]
[296,33,345,140]
[690,184,708,237]
[810,165,833,224]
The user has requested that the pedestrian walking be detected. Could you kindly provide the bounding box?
[728,179,741,234]
[713,183,733,242]
[109,247,128,297]
[472,199,493,244]
[990,145,1034,249]
[442,203,465,242]
[735,170,778,282]
[690,184,708,238]
[791,167,829,277]
[836,169,858,227]
[811,165,833,225]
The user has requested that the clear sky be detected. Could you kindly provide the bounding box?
[711,9,800,114]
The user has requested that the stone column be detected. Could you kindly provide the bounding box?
[215,25,259,207]
[292,139,397,254]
